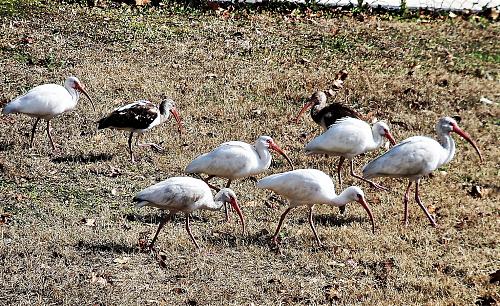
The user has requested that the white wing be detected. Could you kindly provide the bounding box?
[185,141,259,178]
[257,169,335,205]
[362,136,443,179]
[134,177,211,212]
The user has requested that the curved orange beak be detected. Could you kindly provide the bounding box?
[357,195,375,234]
[452,123,483,162]
[384,131,397,146]
[268,141,294,170]
[169,107,183,135]
[295,100,315,124]
[229,196,245,235]
[74,82,95,111]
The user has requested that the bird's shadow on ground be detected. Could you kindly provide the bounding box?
[296,213,367,228]
[51,152,114,164]
[74,240,138,254]
[124,212,209,225]
[204,228,273,248]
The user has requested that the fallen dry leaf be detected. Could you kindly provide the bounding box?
[135,0,150,5]
[113,257,130,264]
[0,213,12,225]
[81,218,96,227]
[469,186,482,198]
[323,284,340,302]
[90,273,111,286]
[427,204,437,214]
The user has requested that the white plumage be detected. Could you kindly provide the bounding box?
[134,177,245,249]
[2,76,94,149]
[257,169,374,246]
[362,117,483,226]
[305,117,396,191]
[185,136,294,221]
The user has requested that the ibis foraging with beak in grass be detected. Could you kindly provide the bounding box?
[185,136,294,221]
[257,169,375,246]
[2,76,95,150]
[305,117,396,191]
[362,117,483,227]
[97,99,182,162]
[133,177,245,249]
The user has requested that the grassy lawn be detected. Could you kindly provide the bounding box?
[0,2,498,305]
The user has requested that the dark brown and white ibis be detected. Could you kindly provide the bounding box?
[295,89,365,131]
[97,99,182,162]
[2,76,95,150]
[362,116,483,227]
[133,176,245,249]
[305,117,396,190]
[257,169,375,246]
[185,136,294,221]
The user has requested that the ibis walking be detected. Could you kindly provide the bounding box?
[2,76,95,149]
[362,117,483,226]
[97,99,182,162]
[133,177,245,249]
[186,136,294,221]
[257,169,375,246]
[295,90,364,130]
[305,117,396,190]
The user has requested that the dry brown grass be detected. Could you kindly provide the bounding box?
[0,3,499,305]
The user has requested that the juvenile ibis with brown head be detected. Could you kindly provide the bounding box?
[185,136,294,221]
[2,76,94,150]
[134,177,245,249]
[97,99,182,162]
[362,117,483,227]
[257,169,375,246]
[295,90,365,130]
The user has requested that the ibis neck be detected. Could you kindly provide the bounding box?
[203,191,226,211]
[327,189,353,207]
[368,126,385,151]
[310,105,323,123]
[255,143,272,170]
[437,131,456,166]
[65,86,80,106]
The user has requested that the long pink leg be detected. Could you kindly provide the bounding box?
[149,212,173,249]
[30,118,40,148]
[414,179,437,227]
[337,156,345,189]
[185,214,200,249]
[272,207,293,245]
[46,120,56,150]
[223,180,232,222]
[308,206,322,246]
[349,159,389,191]
[337,157,348,214]
[127,132,135,163]
[403,181,413,226]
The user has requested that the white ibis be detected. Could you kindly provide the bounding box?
[133,177,245,249]
[257,169,374,246]
[305,117,396,190]
[2,76,94,150]
[97,99,182,162]
[185,136,294,221]
[362,117,483,227]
